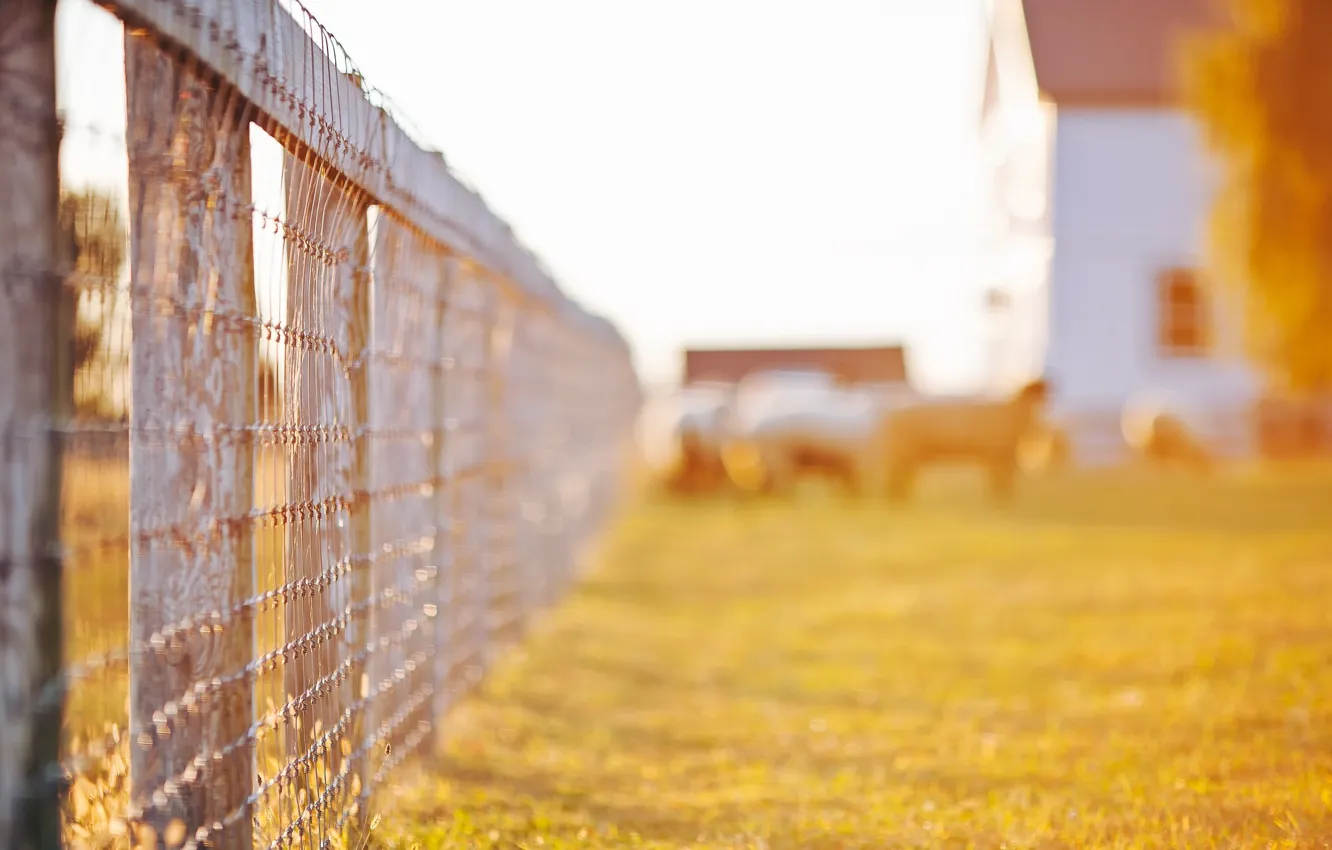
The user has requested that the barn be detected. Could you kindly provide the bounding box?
[977,0,1263,464]
[682,344,911,389]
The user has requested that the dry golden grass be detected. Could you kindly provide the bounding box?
[378,464,1332,849]
[59,452,342,849]
[61,455,131,848]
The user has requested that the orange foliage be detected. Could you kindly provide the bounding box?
[1183,0,1332,392]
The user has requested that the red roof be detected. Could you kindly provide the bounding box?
[683,345,910,387]
[1020,0,1228,106]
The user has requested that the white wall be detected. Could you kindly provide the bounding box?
[1043,108,1259,451]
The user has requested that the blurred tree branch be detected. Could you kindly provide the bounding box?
[57,187,280,422]
[1183,0,1332,393]
[58,188,123,419]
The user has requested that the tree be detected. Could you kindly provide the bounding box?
[57,187,282,421]
[259,354,282,421]
[58,187,126,418]
[1183,0,1332,393]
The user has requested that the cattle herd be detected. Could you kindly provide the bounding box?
[644,369,1216,504]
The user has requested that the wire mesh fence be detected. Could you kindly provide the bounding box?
[0,0,641,847]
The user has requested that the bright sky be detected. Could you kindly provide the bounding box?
[58,0,990,393]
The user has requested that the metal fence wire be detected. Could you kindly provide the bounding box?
[0,0,642,847]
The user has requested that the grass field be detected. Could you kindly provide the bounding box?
[59,453,300,846]
[381,465,1332,849]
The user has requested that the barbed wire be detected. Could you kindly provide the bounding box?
[270,0,566,292]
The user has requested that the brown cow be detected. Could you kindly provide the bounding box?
[875,379,1052,504]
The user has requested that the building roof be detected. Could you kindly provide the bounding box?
[1019,0,1228,106]
[682,345,910,387]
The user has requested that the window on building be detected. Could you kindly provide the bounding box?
[1157,267,1211,357]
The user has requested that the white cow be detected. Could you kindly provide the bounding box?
[640,382,735,493]
[1121,392,1214,472]
[721,371,915,496]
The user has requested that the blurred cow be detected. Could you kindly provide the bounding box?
[1121,395,1213,473]
[876,378,1053,504]
[1018,420,1072,474]
[720,371,915,497]
[640,382,734,495]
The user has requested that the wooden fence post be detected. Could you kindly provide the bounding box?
[365,212,443,777]
[280,151,371,826]
[439,257,484,721]
[436,258,458,740]
[0,1,68,847]
[455,264,492,693]
[346,203,372,825]
[483,294,515,666]
[125,35,257,848]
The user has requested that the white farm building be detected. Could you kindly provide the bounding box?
[977,0,1262,464]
